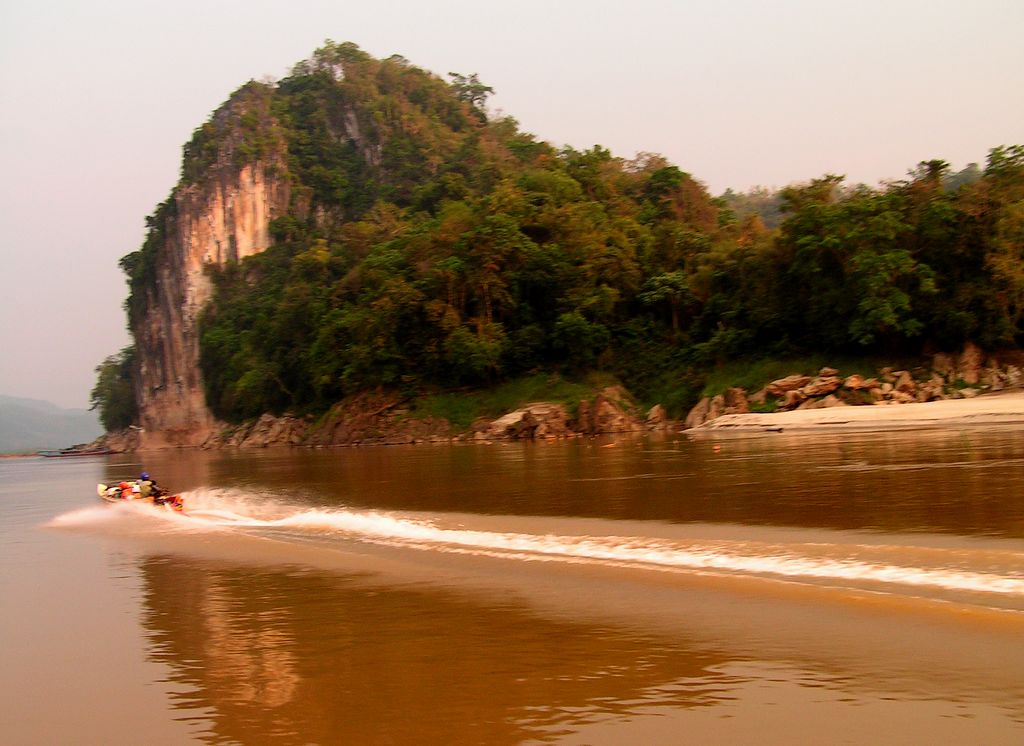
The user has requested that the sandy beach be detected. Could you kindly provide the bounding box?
[690,390,1024,434]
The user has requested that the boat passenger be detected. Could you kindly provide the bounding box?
[138,472,158,499]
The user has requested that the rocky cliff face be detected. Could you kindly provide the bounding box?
[131,89,291,446]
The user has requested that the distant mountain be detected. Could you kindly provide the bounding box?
[0,395,103,453]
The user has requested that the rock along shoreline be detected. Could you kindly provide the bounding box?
[90,343,1024,453]
[96,386,671,453]
[686,390,1024,435]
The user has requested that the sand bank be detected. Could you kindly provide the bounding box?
[689,391,1024,434]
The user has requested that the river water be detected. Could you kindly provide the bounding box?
[2,428,1023,744]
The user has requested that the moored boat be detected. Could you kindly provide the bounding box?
[41,448,114,458]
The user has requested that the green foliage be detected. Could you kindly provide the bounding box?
[552,312,611,372]
[411,374,597,429]
[717,186,786,229]
[119,199,176,328]
[90,347,137,431]
[447,72,494,111]
[181,81,280,185]
[115,43,1024,424]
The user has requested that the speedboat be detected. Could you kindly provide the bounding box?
[97,483,184,512]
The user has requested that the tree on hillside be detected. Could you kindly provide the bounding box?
[447,72,494,110]
[90,347,137,431]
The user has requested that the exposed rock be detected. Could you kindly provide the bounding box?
[843,374,865,390]
[475,391,644,440]
[748,388,768,405]
[766,375,812,396]
[505,409,540,439]
[801,376,842,397]
[236,414,307,448]
[819,367,839,377]
[474,406,553,440]
[958,342,983,385]
[645,405,670,431]
[301,393,453,446]
[577,387,644,434]
[842,374,878,391]
[957,388,979,399]
[983,367,1006,391]
[534,407,572,438]
[781,389,807,409]
[723,387,750,414]
[133,89,293,448]
[932,353,955,381]
[684,397,712,430]
[708,395,726,422]
[893,371,916,394]
[916,375,946,402]
[796,393,845,410]
[93,428,142,453]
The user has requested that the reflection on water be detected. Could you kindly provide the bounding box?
[139,555,734,744]
[136,543,1024,745]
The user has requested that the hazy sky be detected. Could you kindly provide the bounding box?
[1,0,1022,408]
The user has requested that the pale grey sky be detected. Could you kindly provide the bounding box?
[1,0,1021,408]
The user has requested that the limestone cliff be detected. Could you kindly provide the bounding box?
[129,85,291,446]
[115,42,520,447]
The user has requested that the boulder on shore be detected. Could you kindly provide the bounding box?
[472,403,571,441]
[723,387,750,414]
[576,387,644,434]
[684,387,750,428]
[958,342,983,384]
[684,398,711,430]
[765,375,812,396]
[203,413,308,449]
[645,404,670,431]
[781,389,807,409]
[801,376,842,397]
[843,374,878,390]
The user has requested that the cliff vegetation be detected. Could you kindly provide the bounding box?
[99,41,1024,433]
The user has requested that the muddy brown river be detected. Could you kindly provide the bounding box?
[2,428,1023,744]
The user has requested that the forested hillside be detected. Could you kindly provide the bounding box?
[110,41,1024,425]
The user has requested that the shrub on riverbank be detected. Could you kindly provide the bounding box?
[408,373,611,429]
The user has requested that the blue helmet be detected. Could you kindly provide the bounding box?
[140,471,150,480]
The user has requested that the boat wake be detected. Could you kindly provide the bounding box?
[49,488,1024,608]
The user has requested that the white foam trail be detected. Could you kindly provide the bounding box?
[48,495,201,531]
[52,490,1022,598]
[47,505,119,526]
[177,504,1024,597]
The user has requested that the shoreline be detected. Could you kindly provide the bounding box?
[13,390,1024,456]
[688,390,1024,435]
